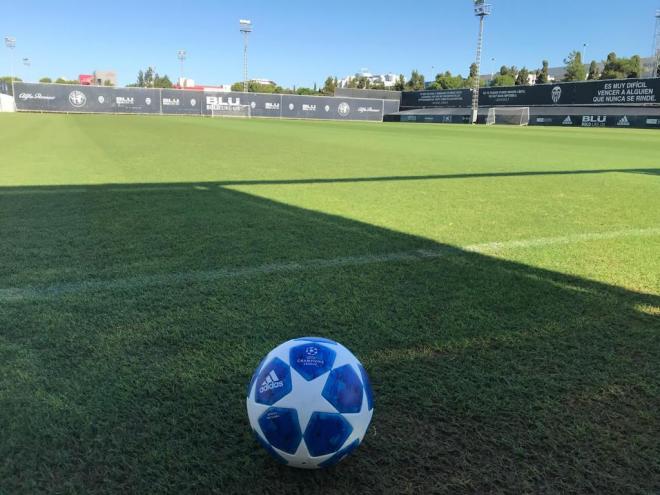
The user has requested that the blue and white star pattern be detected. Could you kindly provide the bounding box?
[246,337,374,469]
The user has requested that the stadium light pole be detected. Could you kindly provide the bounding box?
[471,1,492,124]
[582,43,589,80]
[177,50,187,87]
[490,57,496,84]
[22,57,30,82]
[4,36,16,95]
[239,19,252,93]
[654,10,660,78]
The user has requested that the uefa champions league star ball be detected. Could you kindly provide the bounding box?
[246,337,374,469]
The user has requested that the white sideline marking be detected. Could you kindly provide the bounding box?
[0,185,197,195]
[1,228,658,302]
[464,228,660,253]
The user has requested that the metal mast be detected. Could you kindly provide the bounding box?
[4,36,16,95]
[240,20,252,93]
[471,1,491,124]
[177,50,187,86]
[654,10,660,77]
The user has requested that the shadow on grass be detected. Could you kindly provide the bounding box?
[0,168,658,198]
[213,167,660,186]
[0,183,658,494]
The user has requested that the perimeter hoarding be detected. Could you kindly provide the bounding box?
[400,89,472,109]
[13,83,392,122]
[281,94,384,121]
[480,78,660,107]
[161,89,203,115]
[531,114,660,129]
[401,78,660,109]
[14,83,160,113]
[202,92,282,118]
[202,92,387,121]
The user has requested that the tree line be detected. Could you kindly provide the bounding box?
[325,51,650,94]
[127,67,173,88]
[3,51,655,95]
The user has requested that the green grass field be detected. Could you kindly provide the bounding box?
[1,113,658,494]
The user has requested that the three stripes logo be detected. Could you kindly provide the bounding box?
[562,116,573,125]
[617,116,630,127]
[259,370,284,393]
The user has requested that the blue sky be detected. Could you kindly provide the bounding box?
[2,0,659,87]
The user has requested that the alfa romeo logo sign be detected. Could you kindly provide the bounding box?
[338,102,350,117]
[68,90,87,108]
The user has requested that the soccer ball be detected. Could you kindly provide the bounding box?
[246,337,374,469]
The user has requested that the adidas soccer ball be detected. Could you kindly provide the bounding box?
[246,337,374,469]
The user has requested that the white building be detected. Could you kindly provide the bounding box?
[337,71,398,88]
[250,78,278,86]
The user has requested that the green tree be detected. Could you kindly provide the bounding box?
[406,70,425,90]
[469,63,479,80]
[464,62,479,88]
[322,76,336,95]
[54,78,77,84]
[431,71,465,90]
[351,76,370,89]
[490,73,516,87]
[600,52,621,80]
[39,77,52,83]
[489,65,518,87]
[599,52,641,80]
[623,55,642,78]
[295,87,316,95]
[136,70,145,87]
[394,74,405,91]
[587,61,599,80]
[153,74,172,88]
[230,81,279,93]
[563,50,586,81]
[537,60,550,84]
[103,80,114,87]
[515,67,530,86]
[143,67,155,87]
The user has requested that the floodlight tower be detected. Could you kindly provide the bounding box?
[177,50,187,86]
[22,57,30,82]
[239,19,252,93]
[654,10,660,78]
[4,36,16,94]
[471,0,491,124]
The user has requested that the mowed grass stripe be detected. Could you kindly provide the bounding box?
[2,227,658,302]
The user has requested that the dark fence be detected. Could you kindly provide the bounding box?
[480,78,660,107]
[529,113,660,129]
[334,88,402,101]
[401,89,471,109]
[401,78,660,109]
[12,83,400,122]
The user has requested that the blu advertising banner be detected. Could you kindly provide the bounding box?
[13,83,396,122]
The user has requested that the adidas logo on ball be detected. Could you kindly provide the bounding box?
[259,370,283,393]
